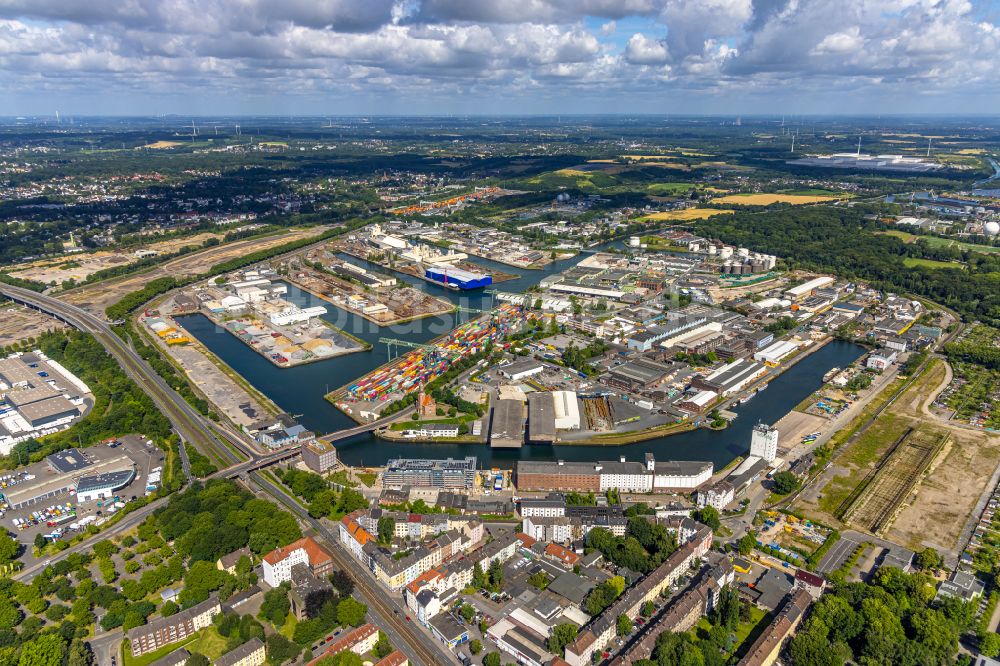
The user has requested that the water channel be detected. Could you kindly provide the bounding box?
[179,242,864,468]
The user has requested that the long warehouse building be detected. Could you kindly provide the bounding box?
[6,449,135,509]
[515,454,712,493]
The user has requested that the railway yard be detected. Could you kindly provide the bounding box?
[795,358,1000,559]
[56,227,331,315]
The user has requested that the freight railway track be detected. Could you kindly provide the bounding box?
[0,284,241,466]
[843,429,947,534]
[0,285,449,665]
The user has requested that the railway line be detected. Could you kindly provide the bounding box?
[0,284,446,666]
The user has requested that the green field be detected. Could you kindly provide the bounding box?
[902,257,964,269]
[646,182,701,195]
[880,229,1000,255]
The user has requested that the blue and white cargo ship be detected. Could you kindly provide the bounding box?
[424,265,492,290]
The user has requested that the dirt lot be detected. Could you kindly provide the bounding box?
[8,232,229,286]
[887,424,1000,556]
[146,313,277,432]
[0,302,68,347]
[60,227,330,314]
[795,358,1000,559]
[773,410,826,458]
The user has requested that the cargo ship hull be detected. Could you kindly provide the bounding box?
[424,267,492,290]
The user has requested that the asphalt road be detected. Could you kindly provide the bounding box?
[251,472,458,666]
[1,285,446,666]
[0,285,234,464]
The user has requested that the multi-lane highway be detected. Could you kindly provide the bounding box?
[0,284,448,666]
[0,284,235,463]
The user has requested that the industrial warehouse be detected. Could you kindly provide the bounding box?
[514,454,713,493]
[5,447,136,509]
[0,351,92,455]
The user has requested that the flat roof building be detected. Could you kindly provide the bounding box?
[6,453,134,509]
[516,455,712,493]
[605,358,674,391]
[301,439,338,474]
[490,399,525,449]
[527,392,556,444]
[47,448,92,474]
[383,457,477,489]
[76,469,136,503]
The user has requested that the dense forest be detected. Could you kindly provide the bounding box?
[693,206,1000,324]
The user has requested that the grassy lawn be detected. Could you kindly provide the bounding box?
[328,470,358,488]
[280,612,298,640]
[186,627,229,660]
[902,257,963,269]
[388,416,472,431]
[356,472,377,487]
[122,634,200,666]
[733,606,769,648]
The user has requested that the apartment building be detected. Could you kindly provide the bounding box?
[127,596,221,657]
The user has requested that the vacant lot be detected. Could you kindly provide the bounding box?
[9,232,227,285]
[62,227,329,314]
[796,359,1000,558]
[711,193,843,205]
[642,208,734,221]
[0,303,68,347]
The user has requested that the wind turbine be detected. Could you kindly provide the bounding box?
[926,137,932,158]
[235,124,241,136]
[190,120,198,138]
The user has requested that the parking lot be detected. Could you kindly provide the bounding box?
[1,434,164,564]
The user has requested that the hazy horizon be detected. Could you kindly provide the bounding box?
[2,0,999,117]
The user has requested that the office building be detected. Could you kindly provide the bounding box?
[383,457,477,489]
[301,439,338,473]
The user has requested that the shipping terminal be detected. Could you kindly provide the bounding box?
[423,265,493,290]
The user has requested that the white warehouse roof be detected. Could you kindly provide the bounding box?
[552,391,580,430]
[785,276,834,297]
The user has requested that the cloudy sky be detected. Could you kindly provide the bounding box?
[1,0,998,116]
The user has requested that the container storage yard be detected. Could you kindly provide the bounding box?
[333,303,525,420]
